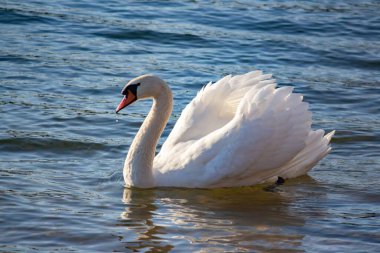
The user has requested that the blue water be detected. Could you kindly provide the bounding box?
[1,0,379,252]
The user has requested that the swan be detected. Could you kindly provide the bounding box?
[116,71,334,188]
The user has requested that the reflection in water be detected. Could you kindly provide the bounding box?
[120,189,173,252]
[119,185,308,252]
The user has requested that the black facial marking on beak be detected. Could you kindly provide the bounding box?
[116,83,141,113]
[122,83,140,96]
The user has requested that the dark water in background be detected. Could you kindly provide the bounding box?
[1,0,379,252]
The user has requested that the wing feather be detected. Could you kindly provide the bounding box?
[154,71,332,188]
[160,71,271,151]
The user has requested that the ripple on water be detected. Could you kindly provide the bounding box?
[1,0,380,252]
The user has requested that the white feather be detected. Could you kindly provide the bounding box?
[151,71,334,188]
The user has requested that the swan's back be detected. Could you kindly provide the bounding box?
[154,71,334,188]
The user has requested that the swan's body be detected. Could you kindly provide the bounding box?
[116,71,334,188]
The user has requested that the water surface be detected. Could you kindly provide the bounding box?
[1,0,379,252]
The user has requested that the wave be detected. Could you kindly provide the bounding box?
[0,137,107,153]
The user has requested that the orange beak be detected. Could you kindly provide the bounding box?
[116,90,136,113]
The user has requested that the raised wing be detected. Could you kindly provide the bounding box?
[159,71,275,153]
[154,71,322,187]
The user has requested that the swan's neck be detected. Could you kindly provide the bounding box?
[124,87,173,188]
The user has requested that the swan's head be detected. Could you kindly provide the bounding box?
[116,74,167,113]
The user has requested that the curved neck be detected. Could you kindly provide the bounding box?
[124,87,173,188]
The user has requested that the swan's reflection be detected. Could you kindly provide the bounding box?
[119,177,321,252]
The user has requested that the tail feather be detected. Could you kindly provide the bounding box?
[278,130,335,179]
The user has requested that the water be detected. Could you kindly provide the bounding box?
[1,0,379,252]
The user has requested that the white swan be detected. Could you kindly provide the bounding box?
[116,71,334,188]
